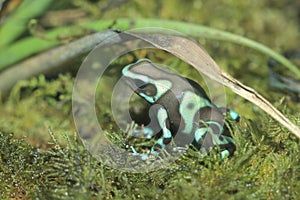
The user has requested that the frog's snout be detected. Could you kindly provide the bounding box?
[123,77,138,92]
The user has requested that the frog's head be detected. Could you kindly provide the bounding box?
[122,59,172,103]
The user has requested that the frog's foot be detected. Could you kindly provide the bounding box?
[228,109,240,121]
[220,150,230,159]
[127,145,156,161]
[131,127,155,139]
[218,135,236,157]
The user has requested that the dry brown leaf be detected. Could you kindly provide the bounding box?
[129,32,300,138]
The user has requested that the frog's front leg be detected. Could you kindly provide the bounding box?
[149,107,172,157]
[131,105,164,139]
[130,106,172,161]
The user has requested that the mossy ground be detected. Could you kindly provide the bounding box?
[1,0,300,199]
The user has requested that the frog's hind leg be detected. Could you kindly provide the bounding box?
[193,127,235,159]
[193,107,236,158]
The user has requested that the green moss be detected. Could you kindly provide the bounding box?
[0,74,75,147]
[0,132,34,199]
[1,119,299,199]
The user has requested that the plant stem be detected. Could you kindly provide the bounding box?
[1,18,299,78]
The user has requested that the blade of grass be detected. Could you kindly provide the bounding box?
[0,0,53,48]
[0,20,114,69]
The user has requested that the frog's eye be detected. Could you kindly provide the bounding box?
[139,83,157,97]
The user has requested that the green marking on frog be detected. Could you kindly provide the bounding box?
[179,90,211,134]
[122,63,172,103]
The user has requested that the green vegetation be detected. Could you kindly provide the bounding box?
[0,0,299,199]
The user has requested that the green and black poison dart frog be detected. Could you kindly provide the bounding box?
[122,59,239,161]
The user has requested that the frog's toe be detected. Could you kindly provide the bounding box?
[228,109,240,121]
[132,127,154,139]
[127,145,153,161]
[220,149,230,159]
[218,136,236,157]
